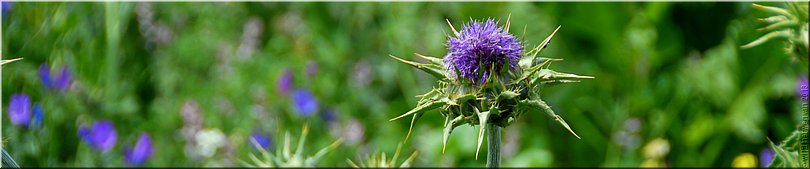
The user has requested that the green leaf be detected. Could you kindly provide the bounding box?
[442,115,464,153]
[390,54,448,80]
[415,53,445,66]
[475,106,496,160]
[525,25,561,65]
[389,97,447,121]
[519,99,581,139]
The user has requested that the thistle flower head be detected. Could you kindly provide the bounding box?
[445,18,522,84]
[390,17,593,160]
[78,120,118,153]
[124,133,154,166]
[8,93,31,126]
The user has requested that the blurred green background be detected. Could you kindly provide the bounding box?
[2,2,808,167]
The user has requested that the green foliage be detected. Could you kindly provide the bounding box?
[1,2,806,167]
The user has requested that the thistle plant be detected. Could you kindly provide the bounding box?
[741,2,808,61]
[390,17,593,167]
[767,130,806,168]
[242,123,343,167]
[346,143,418,168]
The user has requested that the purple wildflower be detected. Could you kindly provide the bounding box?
[54,65,73,90]
[124,133,154,166]
[249,132,272,150]
[276,68,293,95]
[38,64,73,91]
[32,102,44,128]
[798,75,808,100]
[306,60,318,77]
[8,93,31,126]
[291,89,318,117]
[39,64,52,89]
[78,120,118,152]
[760,147,774,167]
[1,1,11,15]
[444,19,523,84]
[321,109,336,124]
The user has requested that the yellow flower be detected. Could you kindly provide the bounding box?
[732,153,757,168]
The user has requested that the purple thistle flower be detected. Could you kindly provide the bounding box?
[291,89,318,117]
[760,147,774,167]
[78,120,118,153]
[32,102,44,128]
[249,132,272,150]
[124,133,154,166]
[8,93,31,126]
[276,68,293,95]
[444,19,523,84]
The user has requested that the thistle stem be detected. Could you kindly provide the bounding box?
[486,123,501,168]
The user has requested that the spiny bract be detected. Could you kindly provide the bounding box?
[390,16,594,159]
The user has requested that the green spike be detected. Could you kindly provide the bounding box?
[475,106,493,160]
[415,53,445,65]
[390,99,446,121]
[520,99,581,139]
[442,115,464,153]
[390,54,448,80]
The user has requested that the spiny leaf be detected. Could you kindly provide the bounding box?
[752,3,792,16]
[403,112,424,143]
[442,115,464,153]
[475,106,493,160]
[307,138,343,165]
[741,30,791,49]
[390,98,447,121]
[447,18,459,36]
[1,58,23,65]
[520,99,581,139]
[399,151,418,168]
[536,69,595,80]
[415,53,444,66]
[390,54,448,80]
[527,25,561,63]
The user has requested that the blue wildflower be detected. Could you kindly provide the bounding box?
[291,89,318,117]
[276,68,293,95]
[1,1,12,15]
[8,93,31,127]
[124,133,154,166]
[321,109,336,124]
[32,102,44,128]
[54,65,73,90]
[38,64,73,91]
[760,147,774,167]
[444,18,523,84]
[39,64,52,89]
[78,120,118,152]
[249,132,272,150]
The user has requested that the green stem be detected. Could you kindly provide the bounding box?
[486,123,501,168]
